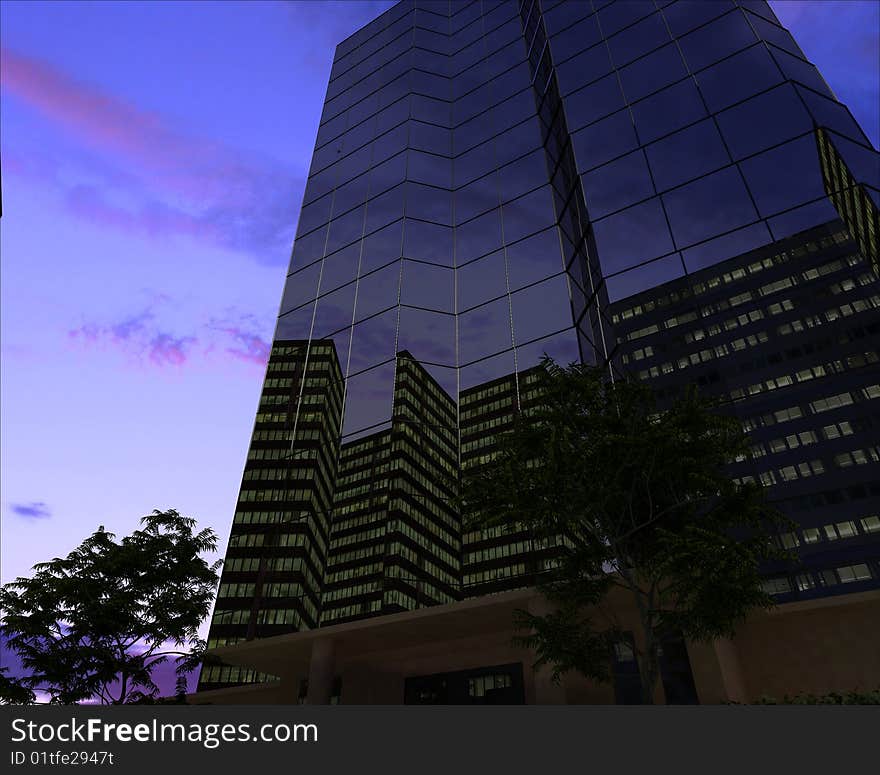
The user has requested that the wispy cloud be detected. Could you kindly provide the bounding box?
[214,326,271,367]
[69,308,198,368]
[9,502,52,520]
[69,301,272,371]
[1,46,304,263]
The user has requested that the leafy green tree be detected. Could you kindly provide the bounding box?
[461,359,793,704]
[0,509,221,704]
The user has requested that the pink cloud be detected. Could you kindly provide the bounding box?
[148,333,197,367]
[69,309,196,368]
[1,47,248,204]
[1,47,302,263]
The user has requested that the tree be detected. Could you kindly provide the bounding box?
[0,509,221,704]
[0,666,36,705]
[460,358,793,704]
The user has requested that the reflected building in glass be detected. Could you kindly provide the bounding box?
[200,0,879,692]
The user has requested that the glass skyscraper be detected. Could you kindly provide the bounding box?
[200,0,879,692]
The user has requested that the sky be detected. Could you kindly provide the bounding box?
[1,0,878,693]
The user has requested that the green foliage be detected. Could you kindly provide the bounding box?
[0,509,221,704]
[461,358,794,703]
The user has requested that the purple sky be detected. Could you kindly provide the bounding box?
[1,0,878,691]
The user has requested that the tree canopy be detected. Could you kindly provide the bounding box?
[460,358,793,704]
[0,509,221,704]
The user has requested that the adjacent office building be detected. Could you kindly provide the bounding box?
[198,0,880,700]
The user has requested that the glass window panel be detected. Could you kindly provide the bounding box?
[511,275,574,343]
[313,281,357,338]
[456,208,503,264]
[397,307,456,366]
[455,109,497,155]
[597,0,656,37]
[378,72,411,109]
[550,15,603,63]
[765,194,842,241]
[681,221,772,273]
[315,110,348,150]
[333,142,374,187]
[606,12,670,69]
[290,225,328,271]
[833,133,880,189]
[646,119,730,191]
[769,45,834,98]
[485,40,525,82]
[332,171,371,218]
[571,111,639,173]
[459,349,517,390]
[455,170,500,224]
[740,135,827,218]
[543,0,591,37]
[275,301,315,342]
[593,197,675,275]
[499,149,550,204]
[454,141,496,187]
[619,43,687,104]
[297,192,334,238]
[796,86,871,148]
[747,12,803,56]
[555,42,613,97]
[411,69,450,99]
[348,309,399,374]
[502,185,557,244]
[368,151,407,199]
[605,254,686,303]
[400,260,454,312]
[341,361,396,436]
[406,150,452,188]
[582,150,656,219]
[404,181,453,225]
[456,250,508,311]
[451,59,489,100]
[663,166,758,247]
[410,120,453,156]
[458,296,514,364]
[280,261,322,316]
[411,94,450,129]
[361,219,404,274]
[325,205,365,255]
[403,219,454,265]
[365,182,406,235]
[516,327,581,370]
[506,227,564,292]
[696,44,784,113]
[565,73,626,132]
[493,119,543,168]
[492,89,538,135]
[303,164,338,205]
[371,124,408,167]
[630,79,708,145]
[319,242,362,295]
[414,26,450,54]
[679,9,756,72]
[354,262,401,322]
[716,83,812,160]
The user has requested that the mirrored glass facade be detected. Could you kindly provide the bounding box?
[200,0,880,691]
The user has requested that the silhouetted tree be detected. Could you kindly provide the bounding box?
[0,509,220,704]
[461,359,792,704]
[0,666,36,705]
